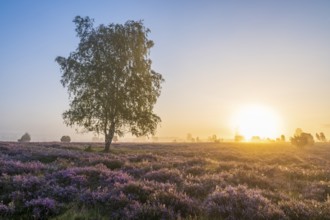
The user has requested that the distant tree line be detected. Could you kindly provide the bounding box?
[315,132,327,142]
[290,128,327,147]
[16,129,327,146]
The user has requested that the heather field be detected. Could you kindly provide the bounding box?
[0,142,330,220]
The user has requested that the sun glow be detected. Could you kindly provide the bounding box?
[231,105,281,140]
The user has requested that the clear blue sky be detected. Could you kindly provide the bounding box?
[1,1,330,141]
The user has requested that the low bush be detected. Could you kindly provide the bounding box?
[0,142,329,219]
[150,189,200,218]
[144,168,183,185]
[25,197,59,219]
[203,185,285,219]
[119,181,153,203]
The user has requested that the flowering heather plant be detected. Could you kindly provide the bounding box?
[9,190,26,204]
[0,142,330,219]
[144,168,183,185]
[118,181,154,203]
[129,154,159,163]
[182,157,211,167]
[89,158,125,170]
[302,181,330,201]
[124,165,152,178]
[278,199,330,219]
[50,169,88,188]
[128,202,176,220]
[46,185,79,203]
[25,197,58,219]
[0,159,46,175]
[12,174,44,192]
[103,169,133,186]
[0,173,12,197]
[79,189,113,207]
[150,188,201,218]
[184,166,206,176]
[0,202,13,216]
[79,189,134,218]
[50,164,132,189]
[183,173,228,199]
[229,169,274,189]
[183,181,213,199]
[204,185,285,219]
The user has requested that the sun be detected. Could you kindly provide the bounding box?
[231,105,281,140]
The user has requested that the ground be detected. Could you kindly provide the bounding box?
[0,141,329,219]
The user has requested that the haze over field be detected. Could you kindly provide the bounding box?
[1,0,330,141]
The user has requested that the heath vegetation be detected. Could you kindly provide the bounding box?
[0,142,329,219]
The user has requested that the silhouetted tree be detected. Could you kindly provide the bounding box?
[212,134,217,142]
[251,136,261,142]
[60,136,71,143]
[235,134,244,142]
[56,16,164,152]
[208,134,220,143]
[280,135,285,142]
[18,133,31,142]
[316,133,321,141]
[290,129,314,147]
[319,132,326,142]
[187,133,193,142]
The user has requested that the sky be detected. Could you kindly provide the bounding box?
[0,0,330,142]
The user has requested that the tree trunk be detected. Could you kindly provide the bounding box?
[104,137,111,152]
[104,123,115,152]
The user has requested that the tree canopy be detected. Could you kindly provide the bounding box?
[56,16,164,152]
[290,128,314,147]
[60,136,71,143]
[18,132,31,143]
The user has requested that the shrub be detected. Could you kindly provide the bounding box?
[12,174,44,193]
[129,202,176,220]
[203,185,285,219]
[0,160,46,175]
[144,169,183,185]
[151,189,200,218]
[279,199,317,219]
[129,154,159,163]
[0,202,13,216]
[60,136,71,143]
[18,132,31,143]
[120,181,153,203]
[79,190,132,218]
[47,185,79,203]
[290,129,314,147]
[89,158,124,170]
[184,174,227,199]
[51,169,88,188]
[185,166,206,176]
[52,165,132,189]
[25,197,59,219]
[183,181,214,199]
